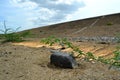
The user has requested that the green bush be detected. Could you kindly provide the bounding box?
[41,36,59,46]
[0,21,31,42]
[106,22,113,26]
[3,33,23,42]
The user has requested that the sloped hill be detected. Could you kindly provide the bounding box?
[26,13,120,38]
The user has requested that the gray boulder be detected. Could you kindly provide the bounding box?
[50,51,77,69]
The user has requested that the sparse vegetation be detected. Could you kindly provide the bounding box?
[41,36,120,68]
[0,21,31,42]
[40,36,93,59]
[106,22,113,26]
[111,46,120,67]
[85,52,96,61]
[41,36,84,55]
[41,36,60,46]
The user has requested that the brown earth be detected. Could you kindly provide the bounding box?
[0,13,120,80]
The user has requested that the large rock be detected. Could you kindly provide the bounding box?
[50,51,78,69]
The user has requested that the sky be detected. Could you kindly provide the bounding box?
[0,0,120,32]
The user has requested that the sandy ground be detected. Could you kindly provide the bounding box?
[0,41,120,80]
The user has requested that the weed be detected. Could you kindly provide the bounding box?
[113,50,120,61]
[0,21,31,42]
[97,48,120,68]
[106,22,113,26]
[97,56,112,64]
[85,52,96,61]
[41,36,58,46]
[110,47,120,67]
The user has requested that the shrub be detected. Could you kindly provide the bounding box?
[41,36,59,46]
[106,22,113,26]
[3,33,23,42]
[0,21,31,42]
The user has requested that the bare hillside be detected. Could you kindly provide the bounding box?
[26,13,120,38]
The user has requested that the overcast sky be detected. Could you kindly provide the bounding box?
[0,0,120,31]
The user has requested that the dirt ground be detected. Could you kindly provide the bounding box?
[0,13,120,80]
[0,41,120,80]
